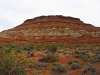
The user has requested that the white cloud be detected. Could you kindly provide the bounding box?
[0,0,100,32]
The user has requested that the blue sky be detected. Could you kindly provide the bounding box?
[0,0,100,32]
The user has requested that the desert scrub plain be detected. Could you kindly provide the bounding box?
[0,44,100,75]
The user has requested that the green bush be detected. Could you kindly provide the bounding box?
[82,55,89,62]
[35,45,44,50]
[70,63,81,70]
[0,46,2,49]
[81,65,97,75]
[24,45,34,51]
[68,59,79,64]
[15,48,21,53]
[51,62,68,74]
[29,63,34,69]
[38,54,57,62]
[34,62,48,68]
[96,54,100,62]
[75,52,89,62]
[89,57,97,63]
[0,50,28,75]
[47,45,58,52]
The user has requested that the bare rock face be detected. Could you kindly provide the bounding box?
[0,15,100,45]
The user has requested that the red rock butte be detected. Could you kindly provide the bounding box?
[0,15,100,45]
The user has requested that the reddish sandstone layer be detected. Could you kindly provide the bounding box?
[0,15,100,45]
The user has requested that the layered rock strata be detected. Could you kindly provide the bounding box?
[0,15,100,45]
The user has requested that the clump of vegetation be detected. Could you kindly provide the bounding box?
[89,54,100,63]
[70,63,81,70]
[68,59,81,70]
[35,45,44,50]
[81,55,89,62]
[34,62,48,69]
[0,44,100,75]
[38,54,57,62]
[51,62,68,74]
[73,51,89,62]
[15,48,22,53]
[29,63,34,69]
[89,57,97,63]
[96,54,100,62]
[33,72,40,75]
[47,45,58,52]
[63,51,67,55]
[0,46,2,49]
[0,50,28,75]
[27,52,34,58]
[23,45,34,51]
[68,59,79,64]
[81,65,97,75]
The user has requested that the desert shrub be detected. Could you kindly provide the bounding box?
[27,54,31,58]
[80,51,87,55]
[96,54,100,62]
[82,55,89,62]
[27,52,34,58]
[78,53,85,58]
[89,55,100,63]
[5,48,12,53]
[35,45,44,50]
[52,62,61,66]
[95,51,100,55]
[38,54,57,62]
[0,50,28,75]
[73,51,79,55]
[10,44,16,48]
[81,65,97,75]
[30,52,34,56]
[24,45,34,51]
[33,72,40,75]
[63,51,67,55]
[15,48,22,53]
[89,57,97,63]
[0,46,2,49]
[47,45,58,52]
[34,62,48,68]
[70,63,81,70]
[74,51,89,62]
[51,62,68,74]
[74,51,89,57]
[29,63,34,69]
[68,59,79,64]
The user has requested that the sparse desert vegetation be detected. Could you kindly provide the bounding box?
[0,44,100,75]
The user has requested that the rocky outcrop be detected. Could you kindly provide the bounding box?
[0,15,100,45]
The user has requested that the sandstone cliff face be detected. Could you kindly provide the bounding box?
[0,15,100,45]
